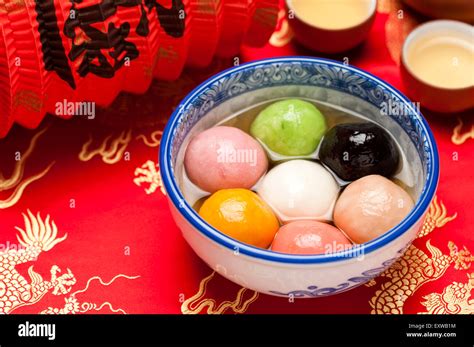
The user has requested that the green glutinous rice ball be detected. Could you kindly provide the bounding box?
[250,99,327,156]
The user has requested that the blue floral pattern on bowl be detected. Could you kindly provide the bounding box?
[269,246,409,298]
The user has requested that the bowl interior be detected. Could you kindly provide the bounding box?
[161,57,438,263]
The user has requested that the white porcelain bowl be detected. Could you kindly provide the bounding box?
[159,57,439,298]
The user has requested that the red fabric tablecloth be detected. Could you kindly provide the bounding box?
[0,0,473,314]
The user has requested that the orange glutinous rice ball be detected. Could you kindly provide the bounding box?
[199,189,279,249]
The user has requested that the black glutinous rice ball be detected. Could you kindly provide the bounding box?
[319,122,400,182]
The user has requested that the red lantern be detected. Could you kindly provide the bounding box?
[0,0,279,138]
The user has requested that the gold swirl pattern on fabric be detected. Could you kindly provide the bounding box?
[79,130,132,164]
[418,196,457,238]
[41,274,140,314]
[269,9,294,48]
[0,127,47,191]
[0,164,54,209]
[181,272,259,314]
[134,160,166,195]
[0,128,54,209]
[452,117,474,145]
[136,130,163,148]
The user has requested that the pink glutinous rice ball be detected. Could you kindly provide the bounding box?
[271,220,353,255]
[184,126,268,193]
[334,175,415,244]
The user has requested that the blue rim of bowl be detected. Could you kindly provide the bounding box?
[160,56,440,264]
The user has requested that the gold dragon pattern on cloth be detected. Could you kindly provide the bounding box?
[0,0,279,138]
[0,211,76,314]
